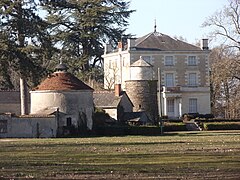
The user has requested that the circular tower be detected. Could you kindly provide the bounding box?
[125,56,158,123]
[30,63,94,132]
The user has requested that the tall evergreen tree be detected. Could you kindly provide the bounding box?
[0,0,53,90]
[42,0,134,82]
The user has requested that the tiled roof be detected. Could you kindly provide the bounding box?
[34,72,93,91]
[93,91,123,108]
[134,32,201,51]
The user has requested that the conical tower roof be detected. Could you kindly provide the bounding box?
[131,56,153,67]
[33,63,93,91]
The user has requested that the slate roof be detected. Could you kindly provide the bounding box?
[34,72,93,91]
[131,56,153,67]
[93,91,123,108]
[134,32,202,51]
[123,111,150,123]
[0,91,30,104]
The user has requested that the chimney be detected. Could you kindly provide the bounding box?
[20,78,28,115]
[114,84,121,96]
[118,41,123,51]
[201,39,209,50]
[127,38,135,50]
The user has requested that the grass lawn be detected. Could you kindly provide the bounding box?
[0,131,240,179]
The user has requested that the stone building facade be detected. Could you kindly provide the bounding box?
[102,31,211,119]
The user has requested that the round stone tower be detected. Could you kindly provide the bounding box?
[125,56,158,123]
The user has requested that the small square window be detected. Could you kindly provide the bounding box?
[188,56,197,66]
[165,56,174,66]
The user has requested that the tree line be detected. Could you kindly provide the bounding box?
[204,0,240,118]
[0,0,134,90]
[0,0,240,118]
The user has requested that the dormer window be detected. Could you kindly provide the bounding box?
[165,56,174,66]
[188,56,197,66]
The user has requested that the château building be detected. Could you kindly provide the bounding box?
[102,29,211,119]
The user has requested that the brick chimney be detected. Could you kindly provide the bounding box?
[118,41,123,51]
[115,84,121,96]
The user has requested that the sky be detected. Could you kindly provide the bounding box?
[126,0,228,46]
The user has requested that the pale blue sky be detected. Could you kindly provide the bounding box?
[126,0,228,45]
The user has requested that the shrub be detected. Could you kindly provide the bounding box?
[163,122,187,131]
[204,122,240,130]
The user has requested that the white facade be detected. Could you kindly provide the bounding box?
[30,90,94,130]
[0,114,57,138]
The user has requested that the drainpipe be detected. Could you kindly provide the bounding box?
[20,77,28,115]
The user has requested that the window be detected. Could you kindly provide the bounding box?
[167,99,174,113]
[188,73,197,86]
[108,60,116,69]
[188,56,197,66]
[189,98,197,113]
[165,56,174,66]
[122,57,127,67]
[142,56,152,64]
[0,120,7,133]
[165,73,174,87]
[109,60,112,69]
[66,117,72,127]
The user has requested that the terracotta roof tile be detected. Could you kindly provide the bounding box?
[34,72,93,91]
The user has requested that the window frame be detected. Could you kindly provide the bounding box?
[188,72,197,86]
[189,98,198,113]
[167,99,175,113]
[165,56,174,66]
[165,73,174,87]
[188,56,197,66]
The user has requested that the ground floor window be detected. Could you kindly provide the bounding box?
[189,98,198,113]
[0,120,7,133]
[167,99,174,113]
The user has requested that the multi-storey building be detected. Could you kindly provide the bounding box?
[102,30,211,119]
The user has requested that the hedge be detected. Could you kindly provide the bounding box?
[94,123,187,136]
[203,122,240,130]
[163,122,187,132]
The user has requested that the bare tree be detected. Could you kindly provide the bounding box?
[104,63,120,90]
[203,0,240,51]
[209,46,240,118]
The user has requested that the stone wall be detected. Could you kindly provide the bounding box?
[0,114,57,138]
[125,80,158,123]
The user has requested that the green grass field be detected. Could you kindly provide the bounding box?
[1,131,240,179]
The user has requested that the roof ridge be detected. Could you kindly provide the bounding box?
[135,32,154,46]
